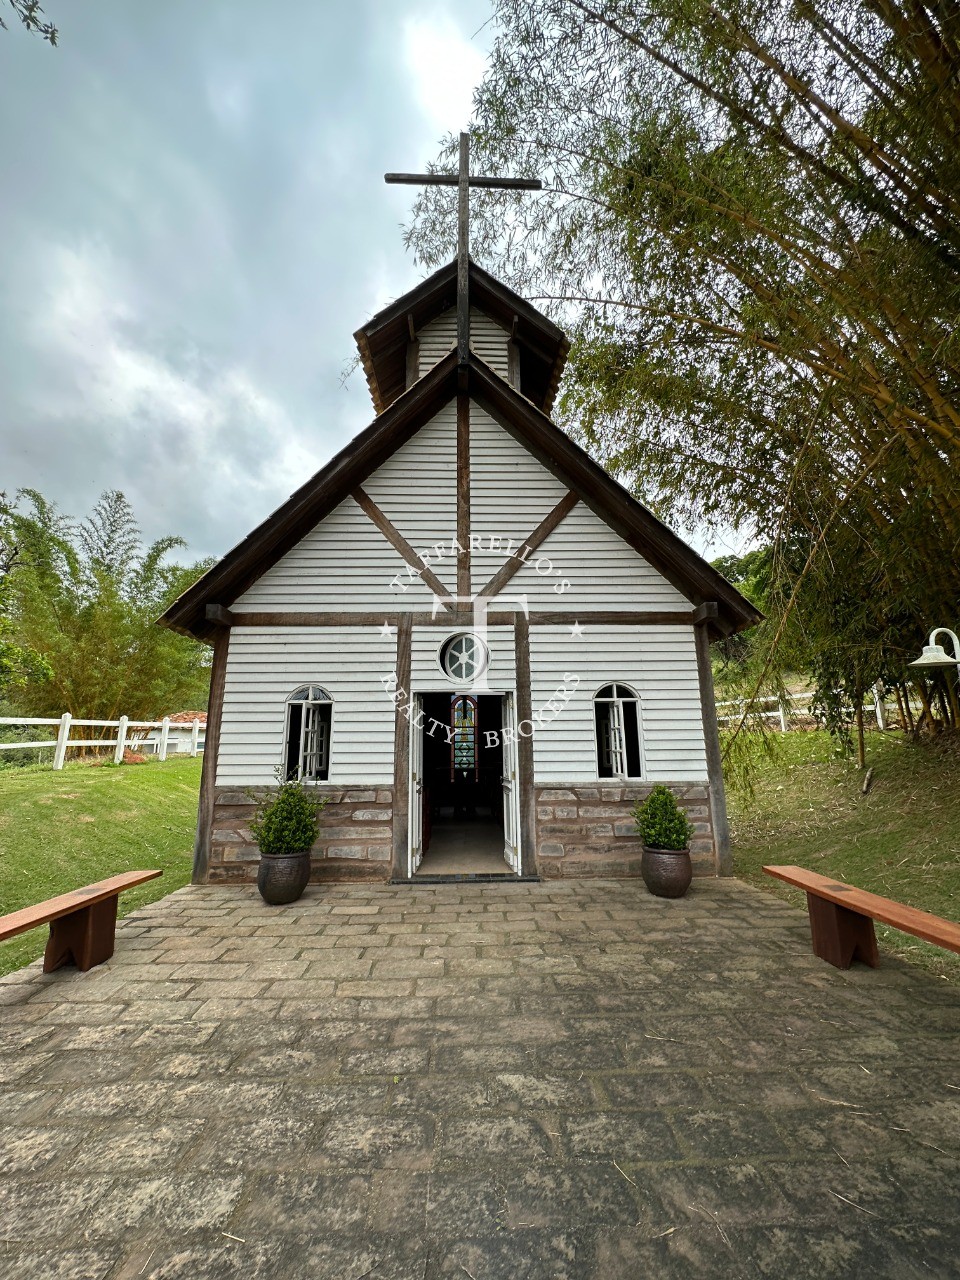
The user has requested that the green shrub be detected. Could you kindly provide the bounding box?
[633,784,694,850]
[250,777,326,855]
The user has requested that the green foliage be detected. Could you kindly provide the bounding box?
[1,1,57,43]
[633,784,694,850]
[250,776,326,856]
[0,756,200,977]
[0,489,213,723]
[408,1,960,747]
[711,548,771,613]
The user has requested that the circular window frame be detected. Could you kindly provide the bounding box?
[438,632,489,684]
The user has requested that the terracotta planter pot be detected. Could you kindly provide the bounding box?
[641,846,692,898]
[257,850,311,905]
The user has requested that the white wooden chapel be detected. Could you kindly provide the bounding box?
[160,138,759,885]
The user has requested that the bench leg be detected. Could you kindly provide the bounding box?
[805,893,879,969]
[43,897,119,973]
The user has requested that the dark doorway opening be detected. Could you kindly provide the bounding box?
[416,692,510,875]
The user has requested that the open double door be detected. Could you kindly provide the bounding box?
[408,691,522,878]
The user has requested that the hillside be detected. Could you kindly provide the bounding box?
[729,730,960,982]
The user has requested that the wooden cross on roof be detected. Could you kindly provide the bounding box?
[385,131,542,368]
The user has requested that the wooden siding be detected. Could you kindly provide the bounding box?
[469,406,570,594]
[232,406,461,611]
[508,501,692,610]
[410,624,516,693]
[418,307,511,380]
[529,625,708,783]
[469,409,691,610]
[362,403,458,594]
[231,496,435,613]
[216,627,396,786]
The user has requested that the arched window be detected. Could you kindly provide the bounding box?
[450,694,479,781]
[594,683,643,779]
[285,685,332,781]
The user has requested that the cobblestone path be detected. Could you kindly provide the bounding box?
[1,879,958,1278]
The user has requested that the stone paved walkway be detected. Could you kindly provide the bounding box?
[1,879,959,1279]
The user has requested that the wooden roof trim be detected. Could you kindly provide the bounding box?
[158,352,460,641]
[467,356,762,637]
[353,258,569,416]
[160,346,759,643]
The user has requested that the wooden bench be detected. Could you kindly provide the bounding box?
[0,870,162,973]
[764,864,960,969]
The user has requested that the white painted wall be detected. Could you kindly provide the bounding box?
[217,621,707,787]
[232,406,460,612]
[217,627,397,785]
[418,307,511,380]
[231,496,435,613]
[509,503,691,611]
[469,406,570,594]
[529,624,708,783]
[221,330,709,790]
[410,624,516,694]
[469,409,691,610]
[363,403,458,594]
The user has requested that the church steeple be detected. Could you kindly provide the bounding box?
[352,258,570,416]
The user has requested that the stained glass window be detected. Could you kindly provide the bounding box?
[451,694,478,779]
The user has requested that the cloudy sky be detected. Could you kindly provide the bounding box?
[1,0,492,562]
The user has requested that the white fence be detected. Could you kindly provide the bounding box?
[716,689,892,731]
[0,714,205,769]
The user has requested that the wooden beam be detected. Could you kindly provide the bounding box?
[204,603,234,627]
[477,492,579,599]
[228,612,395,628]
[457,132,470,367]
[352,486,452,608]
[457,394,471,599]
[524,610,695,626]
[695,624,732,876]
[405,336,420,390]
[384,173,542,190]
[692,601,719,625]
[224,609,698,628]
[391,615,413,881]
[514,613,537,877]
[193,628,229,885]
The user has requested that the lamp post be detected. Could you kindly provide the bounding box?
[909,627,960,728]
[909,628,960,671]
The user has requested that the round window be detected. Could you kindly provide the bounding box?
[440,633,488,683]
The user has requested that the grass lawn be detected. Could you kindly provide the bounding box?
[0,756,201,977]
[728,729,960,982]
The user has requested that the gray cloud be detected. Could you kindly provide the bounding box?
[0,0,491,559]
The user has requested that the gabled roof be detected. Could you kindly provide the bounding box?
[159,350,760,643]
[353,258,569,416]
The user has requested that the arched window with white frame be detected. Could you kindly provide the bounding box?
[594,683,643,779]
[284,685,332,781]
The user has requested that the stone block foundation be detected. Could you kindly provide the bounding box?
[208,785,394,885]
[206,780,718,884]
[533,782,717,878]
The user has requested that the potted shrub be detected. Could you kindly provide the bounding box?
[250,773,326,905]
[634,784,694,898]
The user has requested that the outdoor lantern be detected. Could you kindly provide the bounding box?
[909,628,960,669]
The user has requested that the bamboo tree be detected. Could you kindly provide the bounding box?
[408,0,960,744]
